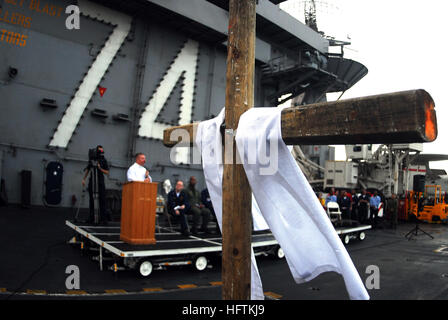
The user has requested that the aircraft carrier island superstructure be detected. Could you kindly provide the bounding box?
[0,0,367,208]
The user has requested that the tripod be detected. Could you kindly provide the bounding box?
[405,213,433,241]
[81,161,101,225]
[73,188,87,223]
[91,161,101,224]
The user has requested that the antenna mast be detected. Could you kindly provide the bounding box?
[304,0,319,32]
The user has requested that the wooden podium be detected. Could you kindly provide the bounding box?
[120,181,158,245]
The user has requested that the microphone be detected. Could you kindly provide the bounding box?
[143,166,151,181]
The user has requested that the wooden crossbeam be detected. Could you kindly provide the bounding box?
[281,89,437,145]
[163,89,437,147]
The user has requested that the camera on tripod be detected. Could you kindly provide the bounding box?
[83,146,106,225]
[88,147,104,166]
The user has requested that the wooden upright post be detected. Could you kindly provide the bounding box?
[222,0,256,300]
[164,88,438,299]
[162,2,438,301]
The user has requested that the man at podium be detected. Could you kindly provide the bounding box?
[127,153,152,182]
[121,152,157,245]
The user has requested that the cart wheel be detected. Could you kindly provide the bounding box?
[275,246,285,259]
[343,234,350,245]
[194,256,208,271]
[358,232,366,241]
[138,260,153,277]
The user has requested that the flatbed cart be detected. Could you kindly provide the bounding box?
[66,220,283,277]
[326,201,372,245]
[336,225,371,245]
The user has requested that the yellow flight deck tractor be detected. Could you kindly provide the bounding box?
[408,185,448,223]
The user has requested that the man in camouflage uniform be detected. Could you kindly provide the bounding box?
[387,193,399,230]
[185,176,211,234]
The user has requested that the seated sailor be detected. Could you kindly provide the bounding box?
[185,176,211,234]
[167,180,191,236]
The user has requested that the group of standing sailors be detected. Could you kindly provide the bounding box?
[320,188,398,229]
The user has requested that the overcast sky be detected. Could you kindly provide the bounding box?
[280,0,448,172]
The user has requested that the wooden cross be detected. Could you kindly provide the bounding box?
[162,0,438,300]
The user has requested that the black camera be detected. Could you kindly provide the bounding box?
[88,147,104,162]
[88,148,98,162]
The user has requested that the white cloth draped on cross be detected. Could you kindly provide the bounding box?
[195,107,370,300]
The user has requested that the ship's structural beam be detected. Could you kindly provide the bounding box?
[145,0,328,57]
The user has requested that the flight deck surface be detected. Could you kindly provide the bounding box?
[2,206,448,300]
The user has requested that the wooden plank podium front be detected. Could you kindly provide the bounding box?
[120,182,158,245]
